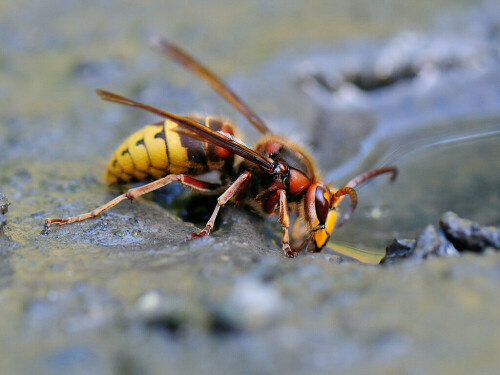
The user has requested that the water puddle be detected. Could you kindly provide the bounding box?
[329,116,500,262]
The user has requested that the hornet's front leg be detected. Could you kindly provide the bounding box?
[278,189,298,258]
[188,171,252,239]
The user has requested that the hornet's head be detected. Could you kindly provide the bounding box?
[304,183,337,251]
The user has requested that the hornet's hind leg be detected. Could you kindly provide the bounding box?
[43,174,220,233]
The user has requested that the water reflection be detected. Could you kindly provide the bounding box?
[331,119,500,259]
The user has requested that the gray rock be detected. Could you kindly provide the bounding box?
[380,238,415,264]
[0,194,9,232]
[440,211,500,252]
[412,225,459,259]
[383,212,500,263]
[0,194,8,215]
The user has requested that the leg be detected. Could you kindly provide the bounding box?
[290,217,308,249]
[278,189,298,258]
[290,219,317,252]
[188,171,252,239]
[44,174,219,230]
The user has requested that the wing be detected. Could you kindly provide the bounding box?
[96,89,276,173]
[152,38,271,135]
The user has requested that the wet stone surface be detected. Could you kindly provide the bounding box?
[1,1,500,375]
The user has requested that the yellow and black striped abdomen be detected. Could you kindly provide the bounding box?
[105,117,237,185]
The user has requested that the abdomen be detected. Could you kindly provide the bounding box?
[105,116,237,184]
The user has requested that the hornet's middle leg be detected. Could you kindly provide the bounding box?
[278,189,298,258]
[188,171,252,240]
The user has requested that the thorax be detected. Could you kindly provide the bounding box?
[237,135,319,214]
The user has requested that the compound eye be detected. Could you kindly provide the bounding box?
[315,186,331,224]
